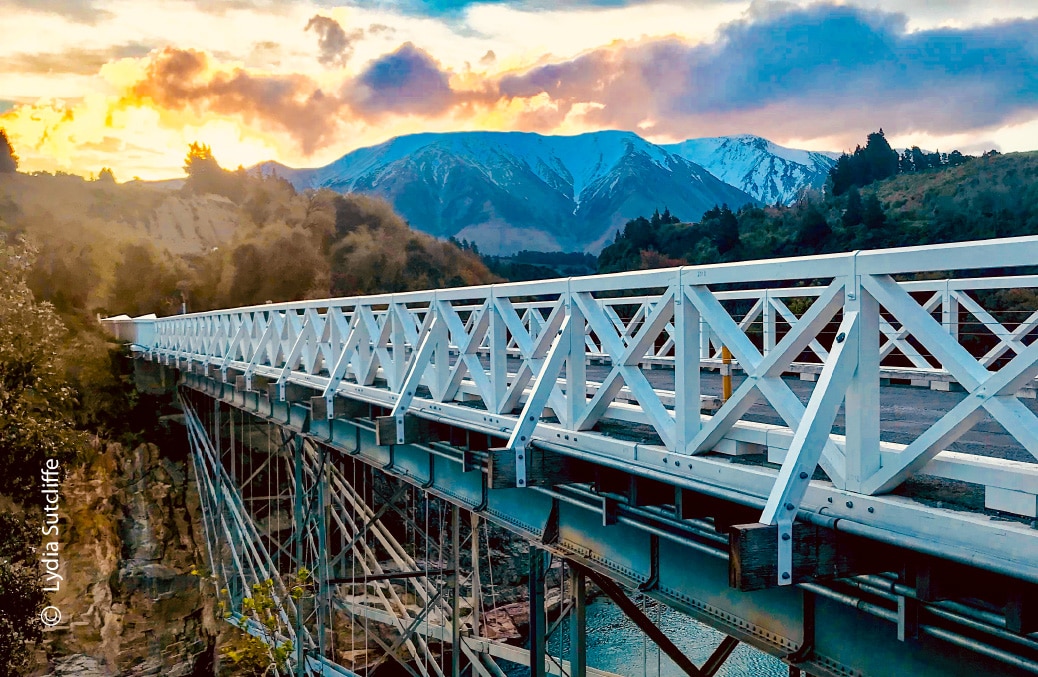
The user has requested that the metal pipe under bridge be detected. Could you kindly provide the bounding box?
[104,236,1038,677]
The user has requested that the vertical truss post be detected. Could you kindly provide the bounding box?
[432,294,450,400]
[675,274,702,454]
[529,546,548,677]
[391,312,441,444]
[844,263,881,492]
[292,435,306,677]
[720,345,733,402]
[389,301,407,393]
[215,400,225,521]
[471,513,482,636]
[699,314,712,361]
[452,505,462,677]
[316,444,330,660]
[763,289,776,355]
[942,279,959,341]
[568,564,587,677]
[564,285,586,429]
[489,288,508,414]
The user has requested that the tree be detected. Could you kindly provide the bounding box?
[710,204,740,254]
[184,141,219,179]
[107,243,183,316]
[842,187,863,227]
[0,129,16,173]
[829,130,900,194]
[797,205,831,247]
[0,238,85,504]
[862,129,899,183]
[0,513,45,675]
[183,142,243,199]
[97,167,116,183]
[0,238,85,674]
[861,192,887,247]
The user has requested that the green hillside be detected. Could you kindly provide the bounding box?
[876,150,1038,244]
[598,148,1038,273]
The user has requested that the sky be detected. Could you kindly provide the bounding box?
[1,0,1037,180]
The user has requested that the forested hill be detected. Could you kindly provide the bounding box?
[0,143,495,321]
[598,145,1038,274]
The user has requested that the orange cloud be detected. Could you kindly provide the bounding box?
[128,47,347,155]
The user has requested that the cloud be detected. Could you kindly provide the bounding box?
[305,14,363,67]
[6,0,111,24]
[130,47,347,154]
[341,0,702,16]
[121,43,475,155]
[496,4,1038,143]
[352,42,457,115]
[0,43,153,76]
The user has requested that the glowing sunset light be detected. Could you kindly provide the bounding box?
[1,0,1035,180]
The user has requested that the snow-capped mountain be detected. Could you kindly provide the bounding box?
[259,130,757,255]
[663,135,838,205]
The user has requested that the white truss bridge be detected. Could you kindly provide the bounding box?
[105,236,1038,677]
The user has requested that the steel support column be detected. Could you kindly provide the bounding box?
[529,546,548,677]
[452,504,462,677]
[293,434,306,677]
[568,564,587,677]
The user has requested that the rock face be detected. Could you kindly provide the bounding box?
[36,441,218,676]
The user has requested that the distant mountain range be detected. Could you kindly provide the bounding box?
[663,135,838,206]
[259,130,837,255]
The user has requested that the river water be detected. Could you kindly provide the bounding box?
[503,596,786,677]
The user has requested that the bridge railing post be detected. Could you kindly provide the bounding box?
[564,282,586,429]
[489,286,508,414]
[843,260,882,493]
[675,269,702,454]
[941,279,959,342]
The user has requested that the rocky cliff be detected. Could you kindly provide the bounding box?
[35,440,218,676]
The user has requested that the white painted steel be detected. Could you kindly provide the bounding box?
[103,237,1038,511]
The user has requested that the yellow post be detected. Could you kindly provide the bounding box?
[721,345,732,402]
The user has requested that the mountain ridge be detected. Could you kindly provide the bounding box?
[662,135,838,205]
[258,130,835,254]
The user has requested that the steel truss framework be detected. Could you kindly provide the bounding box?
[179,382,1038,677]
[104,237,1038,675]
[184,391,642,677]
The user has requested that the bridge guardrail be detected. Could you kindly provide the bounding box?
[102,236,1038,565]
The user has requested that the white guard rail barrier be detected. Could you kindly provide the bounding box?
[102,236,1038,533]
